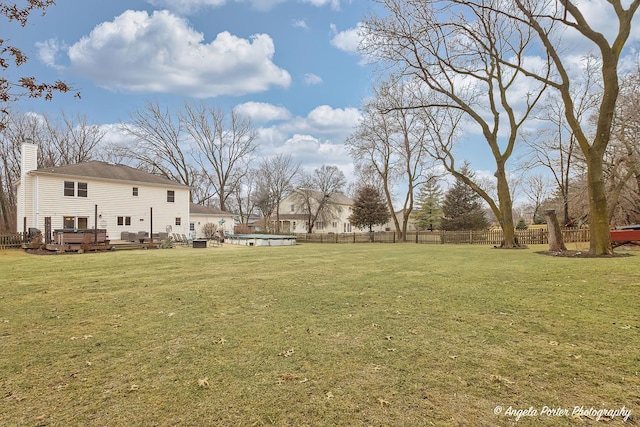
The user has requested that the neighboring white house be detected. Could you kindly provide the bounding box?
[189,203,235,239]
[274,189,388,234]
[275,190,353,234]
[16,142,191,240]
[382,209,418,233]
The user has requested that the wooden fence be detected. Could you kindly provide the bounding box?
[294,228,590,245]
[0,233,24,249]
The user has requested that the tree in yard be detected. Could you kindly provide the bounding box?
[349,185,390,233]
[227,167,258,226]
[497,0,640,254]
[294,165,346,234]
[118,101,198,200]
[1,1,78,128]
[441,165,489,231]
[604,66,640,224]
[363,0,550,248]
[411,174,443,231]
[1,110,103,231]
[182,103,257,212]
[545,209,567,253]
[347,79,429,241]
[521,58,600,226]
[523,174,553,225]
[257,154,301,233]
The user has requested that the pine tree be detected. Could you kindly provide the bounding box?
[411,176,443,231]
[441,167,489,231]
[349,186,390,232]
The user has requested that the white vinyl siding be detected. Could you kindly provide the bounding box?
[24,174,189,239]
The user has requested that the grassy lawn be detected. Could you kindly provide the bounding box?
[1,243,638,426]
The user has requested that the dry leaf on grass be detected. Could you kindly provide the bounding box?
[490,374,514,386]
[278,348,295,357]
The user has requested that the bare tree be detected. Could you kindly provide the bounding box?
[504,0,640,254]
[0,110,104,230]
[182,103,257,211]
[257,154,301,233]
[38,112,105,167]
[119,101,197,198]
[347,94,398,232]
[254,172,276,232]
[294,165,346,234]
[523,174,553,224]
[347,80,430,241]
[522,58,601,225]
[0,116,22,230]
[229,168,259,225]
[605,66,640,224]
[364,0,550,247]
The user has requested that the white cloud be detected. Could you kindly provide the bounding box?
[293,19,309,30]
[66,10,291,97]
[306,105,361,130]
[330,23,362,54]
[303,73,323,85]
[249,104,361,177]
[302,0,342,10]
[146,0,346,13]
[36,38,66,70]
[253,105,361,146]
[156,0,288,11]
[234,102,292,122]
[146,0,226,14]
[276,134,351,170]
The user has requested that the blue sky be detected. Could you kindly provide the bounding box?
[7,0,382,180]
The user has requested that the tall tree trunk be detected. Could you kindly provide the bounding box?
[585,155,613,254]
[545,209,567,252]
[496,165,518,248]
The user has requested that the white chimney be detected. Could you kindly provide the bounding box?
[18,141,38,233]
[21,140,38,176]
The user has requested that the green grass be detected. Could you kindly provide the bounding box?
[1,244,639,426]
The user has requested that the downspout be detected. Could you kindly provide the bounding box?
[34,174,39,230]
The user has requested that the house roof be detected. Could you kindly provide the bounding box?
[30,161,188,188]
[189,203,233,216]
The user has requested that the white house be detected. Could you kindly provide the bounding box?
[382,209,418,233]
[16,142,191,240]
[276,189,390,234]
[189,203,235,239]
